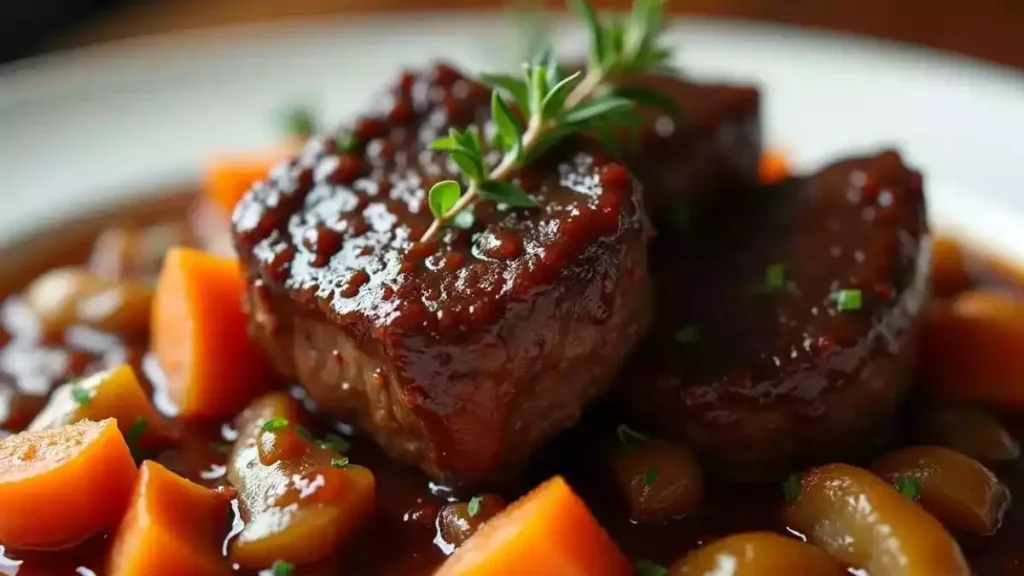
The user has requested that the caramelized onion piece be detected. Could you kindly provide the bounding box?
[871,445,1010,535]
[785,463,969,575]
[227,392,375,567]
[23,267,152,339]
[914,405,1020,462]
[669,532,843,575]
[438,494,508,549]
[608,440,703,522]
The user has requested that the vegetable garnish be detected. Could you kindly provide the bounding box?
[331,457,350,469]
[420,0,676,242]
[318,433,352,454]
[336,131,360,154]
[270,559,295,576]
[261,417,289,433]
[283,106,318,139]
[70,383,93,407]
[635,558,668,576]
[674,325,700,345]
[783,472,802,502]
[643,466,659,487]
[895,476,922,501]
[831,289,863,311]
[125,417,148,459]
[617,423,654,448]
[468,495,485,517]
[765,263,786,289]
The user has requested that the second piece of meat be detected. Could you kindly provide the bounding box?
[628,151,930,480]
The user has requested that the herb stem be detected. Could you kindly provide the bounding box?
[420,67,607,242]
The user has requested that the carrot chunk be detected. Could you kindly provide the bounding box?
[921,290,1024,408]
[204,148,290,218]
[436,476,630,576]
[28,364,176,452]
[0,419,137,549]
[108,461,232,576]
[759,148,791,184]
[153,247,275,418]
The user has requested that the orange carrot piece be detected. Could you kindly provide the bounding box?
[0,419,137,549]
[108,461,232,576]
[436,476,630,576]
[153,248,275,418]
[28,364,176,451]
[922,290,1024,408]
[204,148,290,218]
[759,148,791,184]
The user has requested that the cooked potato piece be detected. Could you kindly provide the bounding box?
[922,291,1024,408]
[28,364,175,452]
[669,532,843,575]
[871,446,1010,535]
[608,439,703,522]
[24,267,152,338]
[914,405,1020,462]
[785,463,969,575]
[438,494,508,549]
[227,392,375,567]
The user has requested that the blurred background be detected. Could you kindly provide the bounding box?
[3,0,1022,69]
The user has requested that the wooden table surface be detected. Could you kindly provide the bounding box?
[60,0,1023,70]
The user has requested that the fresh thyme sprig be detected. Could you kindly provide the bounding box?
[420,0,675,242]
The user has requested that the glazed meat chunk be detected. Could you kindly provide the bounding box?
[629,151,929,480]
[231,63,652,487]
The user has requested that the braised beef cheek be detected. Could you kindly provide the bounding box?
[231,63,652,487]
[629,151,929,480]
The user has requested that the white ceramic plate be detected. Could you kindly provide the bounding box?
[0,13,1022,258]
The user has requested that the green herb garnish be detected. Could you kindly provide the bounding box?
[261,417,289,433]
[765,263,785,289]
[318,433,352,454]
[420,0,675,241]
[336,131,359,154]
[70,384,93,407]
[831,289,863,311]
[331,457,350,469]
[674,325,700,345]
[124,417,149,460]
[283,106,318,139]
[616,423,653,448]
[468,495,485,517]
[895,476,921,501]
[270,560,295,576]
[634,558,668,576]
[643,466,658,487]
[783,473,802,502]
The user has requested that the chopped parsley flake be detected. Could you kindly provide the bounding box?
[70,385,93,407]
[270,560,295,576]
[468,495,484,517]
[318,433,352,454]
[261,417,289,433]
[616,423,654,448]
[283,106,317,139]
[331,457,350,469]
[643,466,659,487]
[634,558,668,576]
[895,476,921,501]
[336,131,359,153]
[783,473,802,502]
[674,325,700,345]
[766,263,786,289]
[831,289,863,311]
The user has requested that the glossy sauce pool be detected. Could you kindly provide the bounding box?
[1,192,1024,575]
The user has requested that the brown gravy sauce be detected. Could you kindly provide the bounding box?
[1,193,1023,575]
